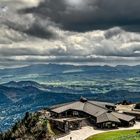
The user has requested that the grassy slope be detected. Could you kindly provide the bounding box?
[86,130,140,140]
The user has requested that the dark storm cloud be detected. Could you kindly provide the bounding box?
[0,0,140,67]
[0,0,55,39]
[25,22,54,39]
[21,0,140,32]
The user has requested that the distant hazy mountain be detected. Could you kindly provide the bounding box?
[2,81,43,88]
[0,64,140,77]
[1,80,140,103]
[0,64,77,76]
[0,64,140,85]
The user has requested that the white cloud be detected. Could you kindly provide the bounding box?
[21,0,42,5]
[0,26,140,66]
[0,0,42,7]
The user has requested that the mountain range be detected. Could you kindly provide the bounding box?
[0,64,140,132]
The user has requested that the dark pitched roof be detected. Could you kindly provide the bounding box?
[88,101,115,108]
[97,113,120,124]
[50,101,85,113]
[112,112,135,122]
[50,100,107,116]
[83,102,107,117]
[49,101,76,110]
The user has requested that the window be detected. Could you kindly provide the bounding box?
[73,111,79,116]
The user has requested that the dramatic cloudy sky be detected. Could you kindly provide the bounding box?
[0,0,140,67]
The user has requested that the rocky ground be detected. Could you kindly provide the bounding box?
[0,111,55,140]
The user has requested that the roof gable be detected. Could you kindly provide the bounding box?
[97,113,120,123]
[112,112,135,122]
[83,102,107,117]
[50,101,85,113]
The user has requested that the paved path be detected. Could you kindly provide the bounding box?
[56,121,140,140]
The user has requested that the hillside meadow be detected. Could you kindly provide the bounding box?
[86,129,140,140]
